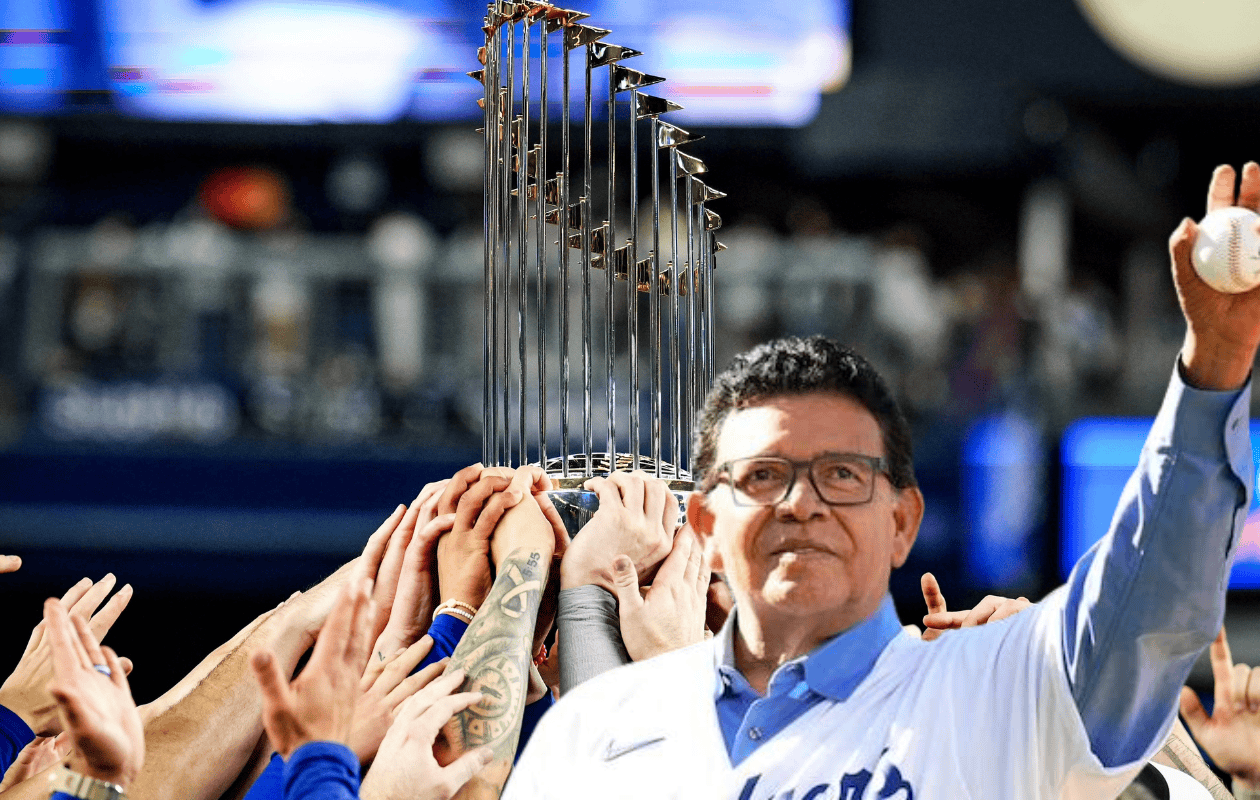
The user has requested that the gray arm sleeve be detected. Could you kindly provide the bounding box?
[557,584,631,695]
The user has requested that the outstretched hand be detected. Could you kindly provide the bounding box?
[1180,627,1260,789]
[561,471,678,593]
[1172,162,1260,390]
[252,576,376,758]
[918,573,1030,641]
[0,575,133,736]
[612,526,710,661]
[44,598,144,790]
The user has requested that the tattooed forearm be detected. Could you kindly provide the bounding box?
[1154,727,1235,800]
[442,548,549,799]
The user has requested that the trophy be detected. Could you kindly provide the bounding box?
[471,1,726,534]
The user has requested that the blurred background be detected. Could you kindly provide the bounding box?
[1,0,1259,715]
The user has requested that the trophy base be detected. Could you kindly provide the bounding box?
[540,453,693,537]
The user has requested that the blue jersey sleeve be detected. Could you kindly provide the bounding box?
[282,742,359,800]
[0,704,35,777]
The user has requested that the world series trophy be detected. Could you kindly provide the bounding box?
[470,0,726,534]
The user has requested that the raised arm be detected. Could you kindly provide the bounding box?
[1053,163,1260,767]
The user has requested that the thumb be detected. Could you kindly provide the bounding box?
[1179,686,1211,736]
[611,556,642,613]
[250,649,291,709]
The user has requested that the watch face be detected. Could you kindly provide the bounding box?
[1077,0,1260,87]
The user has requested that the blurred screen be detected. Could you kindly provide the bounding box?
[1,0,850,125]
[1061,417,1260,589]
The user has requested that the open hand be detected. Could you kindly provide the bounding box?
[1180,627,1260,788]
[0,733,68,790]
[44,598,144,790]
[252,577,376,758]
[359,670,491,800]
[919,573,1030,641]
[0,575,132,736]
[351,638,445,765]
[612,526,710,661]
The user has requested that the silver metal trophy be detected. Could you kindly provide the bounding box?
[472,0,726,534]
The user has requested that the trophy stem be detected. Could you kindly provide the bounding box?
[518,21,530,465]
[650,115,662,479]
[581,49,594,477]
[628,89,640,472]
[605,64,617,465]
[501,28,514,466]
[668,145,682,474]
[685,175,697,469]
[559,41,571,478]
[537,23,549,463]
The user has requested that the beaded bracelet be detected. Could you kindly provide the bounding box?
[432,599,479,623]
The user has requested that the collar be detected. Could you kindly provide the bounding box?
[712,594,903,702]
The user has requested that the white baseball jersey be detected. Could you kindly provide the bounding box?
[506,588,1170,800]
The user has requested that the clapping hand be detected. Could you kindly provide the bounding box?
[44,597,144,790]
[252,577,376,758]
[1179,627,1260,790]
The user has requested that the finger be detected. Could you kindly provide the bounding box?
[920,573,947,615]
[696,540,712,596]
[1180,686,1211,736]
[454,476,514,533]
[439,748,496,795]
[656,526,694,586]
[1231,662,1251,714]
[361,505,407,578]
[1209,627,1234,715]
[662,489,680,538]
[510,464,552,495]
[101,647,130,693]
[416,479,450,517]
[44,598,90,677]
[250,649,293,712]
[372,503,418,635]
[385,659,447,707]
[534,490,570,554]
[610,471,646,515]
[396,669,465,724]
[59,577,93,609]
[390,514,454,621]
[588,477,623,515]
[470,485,526,542]
[1207,164,1237,214]
[1247,665,1260,713]
[922,610,969,629]
[89,583,133,642]
[68,573,116,620]
[961,596,1005,628]
[1239,161,1260,212]
[310,579,363,672]
[345,579,378,668]
[416,691,486,744]
[70,613,107,669]
[438,464,486,516]
[377,636,435,693]
[0,555,21,574]
[990,597,1031,623]
[611,556,643,617]
[508,465,543,500]
[117,656,134,676]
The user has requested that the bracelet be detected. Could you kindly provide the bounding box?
[435,607,474,623]
[432,599,479,622]
[50,767,127,800]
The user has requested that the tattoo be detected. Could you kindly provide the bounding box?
[1156,738,1235,800]
[378,651,386,662]
[443,548,548,796]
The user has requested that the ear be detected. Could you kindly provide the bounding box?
[889,486,924,569]
[686,492,723,573]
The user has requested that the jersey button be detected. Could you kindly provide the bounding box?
[748,727,762,741]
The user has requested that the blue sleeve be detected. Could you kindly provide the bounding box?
[1063,363,1251,766]
[281,742,359,800]
[515,690,554,764]
[0,704,35,776]
[415,613,468,673]
[240,753,284,800]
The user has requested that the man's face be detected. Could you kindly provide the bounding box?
[692,392,923,629]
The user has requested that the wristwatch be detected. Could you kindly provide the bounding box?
[50,767,128,800]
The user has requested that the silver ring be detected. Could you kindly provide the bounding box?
[92,664,111,677]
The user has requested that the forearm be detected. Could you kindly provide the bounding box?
[443,547,550,799]
[1062,362,1250,766]
[1152,719,1235,800]
[131,609,309,800]
[556,586,630,695]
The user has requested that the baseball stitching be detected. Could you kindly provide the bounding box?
[1230,217,1244,290]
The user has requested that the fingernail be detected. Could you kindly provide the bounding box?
[614,556,632,574]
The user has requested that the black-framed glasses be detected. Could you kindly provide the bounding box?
[709,453,889,507]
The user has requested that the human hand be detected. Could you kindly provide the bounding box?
[1179,627,1260,788]
[438,468,521,613]
[351,637,446,765]
[372,480,454,661]
[919,573,1030,641]
[358,670,491,800]
[252,576,376,758]
[0,575,132,736]
[0,733,68,790]
[1171,163,1260,391]
[611,526,710,661]
[560,471,677,593]
[0,555,20,574]
[44,598,144,790]
[489,467,562,567]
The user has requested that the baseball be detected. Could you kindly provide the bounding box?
[1191,206,1260,293]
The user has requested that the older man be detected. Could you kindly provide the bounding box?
[502,164,1260,800]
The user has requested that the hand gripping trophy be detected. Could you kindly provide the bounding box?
[470,0,726,534]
